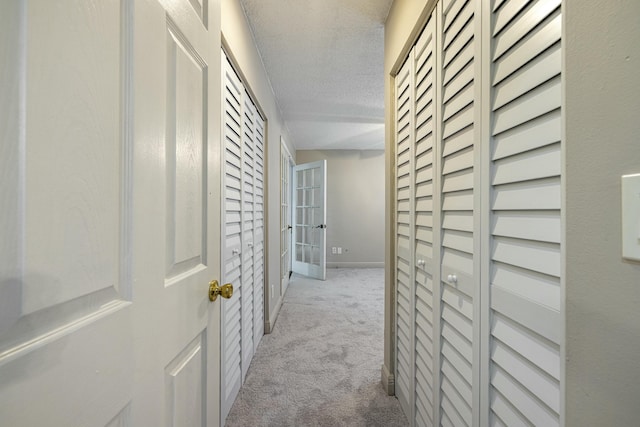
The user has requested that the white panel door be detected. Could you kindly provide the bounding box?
[0,2,135,424]
[124,0,223,425]
[292,160,327,280]
[0,0,223,426]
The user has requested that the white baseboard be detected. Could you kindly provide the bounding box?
[327,262,384,268]
[381,363,395,396]
[264,288,284,334]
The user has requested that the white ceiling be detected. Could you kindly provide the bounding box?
[239,0,393,150]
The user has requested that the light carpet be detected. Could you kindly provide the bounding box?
[225,268,408,427]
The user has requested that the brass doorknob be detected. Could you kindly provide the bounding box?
[209,280,233,302]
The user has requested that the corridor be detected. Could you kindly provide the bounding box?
[226,269,407,426]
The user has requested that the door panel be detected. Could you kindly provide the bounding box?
[160,14,210,427]
[221,51,266,422]
[165,19,207,282]
[392,0,564,425]
[241,91,256,379]
[0,0,223,425]
[131,0,221,425]
[292,160,327,280]
[280,144,293,295]
[394,56,413,419]
[165,332,207,426]
[413,14,436,427]
[438,1,480,425]
[487,1,563,425]
[0,1,133,424]
[222,53,244,421]
[253,113,265,348]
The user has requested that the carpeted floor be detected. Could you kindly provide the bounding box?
[225,268,408,427]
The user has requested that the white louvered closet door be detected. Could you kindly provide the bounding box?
[412,15,437,427]
[438,0,481,426]
[222,53,244,420]
[241,91,256,380]
[221,51,266,422]
[484,1,563,425]
[393,0,564,425]
[394,55,413,420]
[253,108,265,350]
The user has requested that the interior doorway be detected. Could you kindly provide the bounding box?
[291,160,328,281]
[280,140,294,294]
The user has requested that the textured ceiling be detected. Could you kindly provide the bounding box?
[239,0,393,150]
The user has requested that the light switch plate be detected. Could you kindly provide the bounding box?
[622,173,640,261]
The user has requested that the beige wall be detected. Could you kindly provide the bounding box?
[296,150,385,267]
[221,0,296,331]
[384,0,640,422]
[565,0,640,424]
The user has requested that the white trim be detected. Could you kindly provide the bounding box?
[432,3,443,423]
[479,0,492,425]
[264,295,283,335]
[472,1,484,425]
[559,0,567,424]
[280,135,293,163]
[381,363,396,396]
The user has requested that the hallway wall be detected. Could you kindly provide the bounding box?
[221,0,297,330]
[565,0,640,424]
[296,150,385,267]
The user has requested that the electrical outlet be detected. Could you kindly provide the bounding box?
[337,247,342,255]
[271,284,274,298]
[332,247,337,254]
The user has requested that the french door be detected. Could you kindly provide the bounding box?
[0,0,224,425]
[292,160,327,280]
[281,142,294,293]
